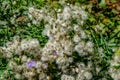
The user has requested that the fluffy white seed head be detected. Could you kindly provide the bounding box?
[61,74,75,80]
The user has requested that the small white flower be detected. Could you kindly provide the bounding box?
[21,55,27,62]
[56,56,66,65]
[35,61,42,68]
[61,74,75,80]
[73,34,81,43]
[23,71,35,78]
[29,7,34,13]
[9,61,17,69]
[83,71,92,80]
[14,73,21,79]
[41,56,48,62]
[73,25,79,32]
[80,30,87,39]
[39,72,46,80]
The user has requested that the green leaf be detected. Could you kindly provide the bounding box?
[99,0,106,9]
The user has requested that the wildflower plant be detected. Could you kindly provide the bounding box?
[0,0,120,80]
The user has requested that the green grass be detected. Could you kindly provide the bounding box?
[82,2,120,79]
